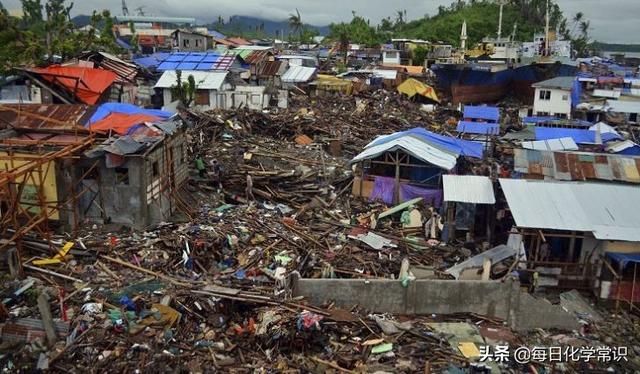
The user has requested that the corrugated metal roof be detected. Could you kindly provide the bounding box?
[606,140,639,153]
[456,121,500,135]
[282,66,317,83]
[0,104,93,132]
[499,178,640,241]
[259,60,285,76]
[443,175,495,204]
[521,137,578,151]
[463,105,500,122]
[606,99,640,114]
[532,76,575,90]
[241,50,272,65]
[513,148,640,184]
[154,70,228,90]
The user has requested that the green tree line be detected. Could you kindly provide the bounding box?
[0,0,120,74]
[325,0,596,57]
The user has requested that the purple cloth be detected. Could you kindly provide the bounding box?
[400,184,443,207]
[369,176,395,204]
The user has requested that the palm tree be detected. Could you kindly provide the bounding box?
[579,20,590,38]
[288,8,303,46]
[571,12,583,36]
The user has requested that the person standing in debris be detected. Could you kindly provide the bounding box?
[195,155,206,178]
[210,159,222,190]
[245,172,255,201]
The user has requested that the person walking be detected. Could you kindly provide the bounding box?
[195,155,206,178]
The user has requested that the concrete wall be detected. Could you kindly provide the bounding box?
[533,87,571,118]
[292,276,580,331]
[174,32,209,52]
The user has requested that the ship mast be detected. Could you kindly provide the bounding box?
[544,0,550,56]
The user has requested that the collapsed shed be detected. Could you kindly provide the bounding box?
[499,178,640,301]
[350,128,483,205]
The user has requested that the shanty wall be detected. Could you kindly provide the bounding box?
[97,157,147,228]
[143,130,189,227]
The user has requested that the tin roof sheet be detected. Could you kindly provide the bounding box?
[499,178,640,241]
[0,104,93,132]
[443,175,495,204]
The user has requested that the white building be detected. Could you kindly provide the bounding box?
[532,76,574,119]
[154,70,287,110]
[382,49,401,65]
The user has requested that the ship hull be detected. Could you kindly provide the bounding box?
[432,63,514,104]
[512,62,578,104]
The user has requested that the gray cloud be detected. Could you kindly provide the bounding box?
[1,0,636,43]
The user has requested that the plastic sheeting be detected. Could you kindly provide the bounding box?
[369,177,395,204]
[607,252,640,270]
[399,185,442,207]
[463,105,500,121]
[397,78,439,103]
[32,65,117,105]
[353,137,458,170]
[88,113,162,135]
[367,128,484,159]
[534,127,622,144]
[88,103,172,124]
[368,177,442,206]
[456,121,500,135]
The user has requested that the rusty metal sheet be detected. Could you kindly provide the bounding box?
[259,60,284,76]
[0,104,93,132]
[243,50,272,65]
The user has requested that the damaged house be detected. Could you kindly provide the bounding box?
[0,103,188,231]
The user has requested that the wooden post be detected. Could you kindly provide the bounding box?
[446,203,456,243]
[568,231,576,262]
[394,150,400,204]
[37,293,57,347]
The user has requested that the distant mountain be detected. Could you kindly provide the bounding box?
[213,15,330,38]
[594,42,640,53]
[71,15,92,28]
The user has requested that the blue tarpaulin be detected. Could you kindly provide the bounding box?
[534,127,622,144]
[368,128,484,159]
[456,121,500,135]
[133,52,171,69]
[607,252,640,270]
[88,103,173,125]
[571,77,581,108]
[463,105,500,122]
[208,30,226,39]
[523,116,562,124]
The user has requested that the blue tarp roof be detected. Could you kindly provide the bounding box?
[133,52,171,69]
[88,103,173,125]
[133,52,233,71]
[463,105,500,122]
[523,116,562,124]
[208,30,226,39]
[456,121,500,135]
[369,128,484,159]
[607,252,640,270]
[534,127,623,144]
[116,38,133,50]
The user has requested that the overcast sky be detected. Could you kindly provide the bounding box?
[1,0,636,43]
